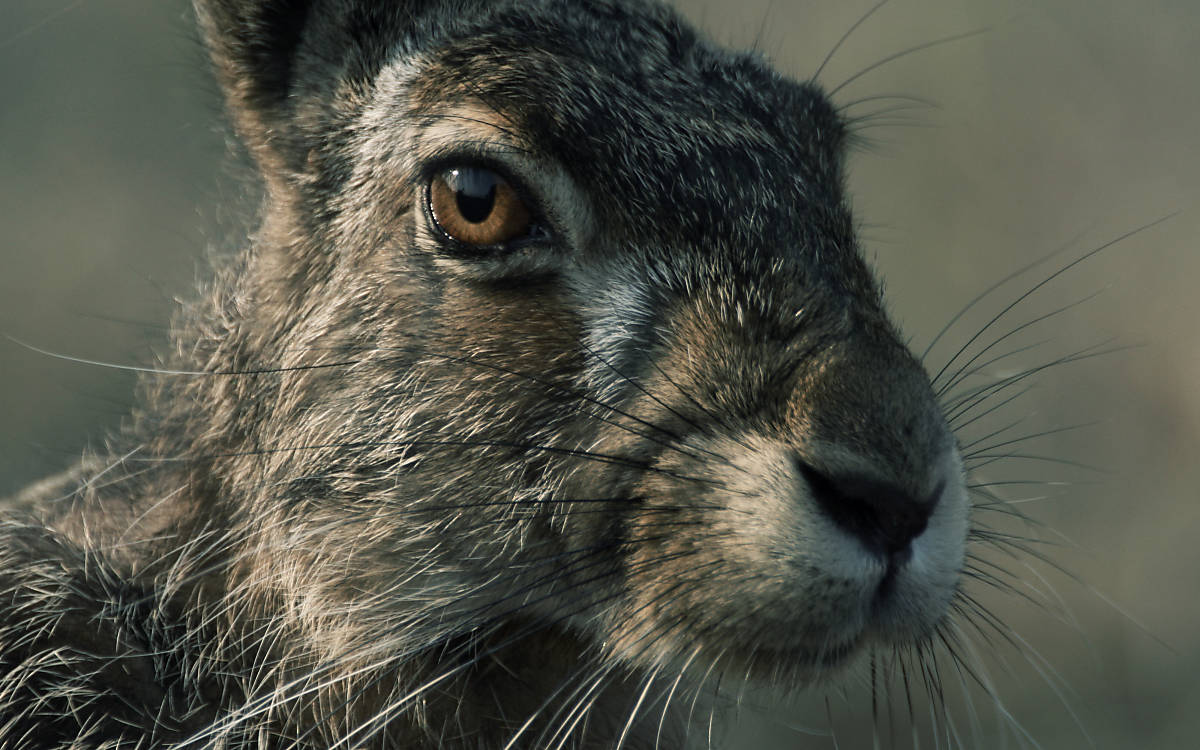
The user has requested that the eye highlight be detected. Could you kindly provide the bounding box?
[428,166,533,247]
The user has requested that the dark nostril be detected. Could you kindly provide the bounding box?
[795,457,941,562]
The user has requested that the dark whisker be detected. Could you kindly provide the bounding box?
[944,341,1127,426]
[936,289,1108,397]
[961,422,1097,455]
[811,0,892,83]
[829,28,991,97]
[931,216,1172,388]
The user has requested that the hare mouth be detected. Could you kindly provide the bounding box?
[783,635,865,671]
[703,633,868,688]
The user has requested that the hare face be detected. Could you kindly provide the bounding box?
[205,0,969,690]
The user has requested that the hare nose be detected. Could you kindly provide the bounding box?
[795,458,942,563]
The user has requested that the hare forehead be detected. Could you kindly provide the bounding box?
[378,18,846,208]
[363,67,847,258]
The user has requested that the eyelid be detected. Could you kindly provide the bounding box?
[420,149,544,211]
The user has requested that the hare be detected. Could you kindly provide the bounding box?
[0,0,971,747]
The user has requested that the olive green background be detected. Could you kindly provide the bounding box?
[2,0,1197,747]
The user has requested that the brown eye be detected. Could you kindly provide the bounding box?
[428,166,533,246]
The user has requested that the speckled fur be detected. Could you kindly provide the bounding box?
[2,1,970,747]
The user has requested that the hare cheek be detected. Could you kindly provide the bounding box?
[568,265,658,401]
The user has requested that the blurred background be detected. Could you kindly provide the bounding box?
[1,0,1196,747]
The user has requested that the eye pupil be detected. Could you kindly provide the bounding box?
[447,168,498,224]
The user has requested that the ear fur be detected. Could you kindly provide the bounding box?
[194,0,474,184]
[194,0,317,174]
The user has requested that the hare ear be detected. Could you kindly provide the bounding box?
[194,0,318,174]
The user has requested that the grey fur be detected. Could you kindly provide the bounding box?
[1,1,971,747]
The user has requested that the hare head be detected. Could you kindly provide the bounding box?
[3,0,972,745]
[190,0,969,699]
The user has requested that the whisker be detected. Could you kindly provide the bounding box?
[127,437,728,487]
[4,333,360,377]
[936,289,1108,396]
[943,341,1128,426]
[812,0,892,83]
[829,28,991,97]
[961,422,1097,455]
[922,237,1081,366]
[931,216,1173,388]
